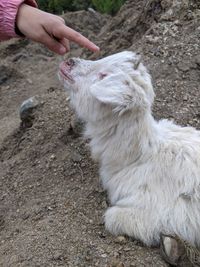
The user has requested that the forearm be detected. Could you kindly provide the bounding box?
[0,0,37,41]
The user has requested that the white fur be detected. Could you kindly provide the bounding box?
[59,51,200,247]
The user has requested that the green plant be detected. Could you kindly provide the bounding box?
[38,0,91,13]
[72,0,91,10]
[37,0,126,14]
[47,0,73,13]
[91,0,126,15]
[37,0,49,11]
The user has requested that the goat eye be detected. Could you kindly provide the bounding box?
[99,72,108,80]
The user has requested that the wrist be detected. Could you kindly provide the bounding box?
[15,1,38,37]
[15,3,33,37]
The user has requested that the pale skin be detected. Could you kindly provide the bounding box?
[16,4,100,55]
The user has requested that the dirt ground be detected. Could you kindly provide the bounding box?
[0,1,200,266]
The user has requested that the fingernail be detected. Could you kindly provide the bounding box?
[59,46,66,54]
[94,45,100,51]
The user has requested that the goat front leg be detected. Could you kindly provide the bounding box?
[104,205,161,246]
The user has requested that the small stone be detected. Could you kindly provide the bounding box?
[27,78,33,84]
[69,116,85,137]
[0,65,14,85]
[115,236,127,244]
[53,252,63,261]
[71,151,82,162]
[108,258,125,267]
[21,213,30,220]
[81,162,86,167]
[0,216,5,229]
[174,20,181,25]
[102,200,108,208]
[124,247,131,252]
[113,252,120,258]
[20,96,42,127]
[88,7,96,14]
[50,154,56,160]
[12,53,27,62]
[47,86,55,93]
[195,55,200,68]
[145,35,160,44]
[177,62,190,72]
[99,231,106,238]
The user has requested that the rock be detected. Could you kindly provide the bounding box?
[160,0,190,21]
[0,215,5,229]
[71,151,82,163]
[145,35,160,44]
[88,7,96,14]
[52,252,63,261]
[0,65,18,85]
[20,96,43,127]
[21,213,30,220]
[50,154,56,160]
[161,0,172,10]
[115,236,127,244]
[177,62,190,72]
[195,55,200,69]
[102,200,108,209]
[12,52,27,62]
[69,116,85,137]
[27,78,33,84]
[108,258,125,267]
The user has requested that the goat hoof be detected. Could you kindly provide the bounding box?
[160,233,200,266]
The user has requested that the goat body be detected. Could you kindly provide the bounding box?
[59,51,200,247]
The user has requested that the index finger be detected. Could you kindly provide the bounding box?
[57,24,100,52]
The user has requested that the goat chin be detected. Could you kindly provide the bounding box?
[59,51,200,247]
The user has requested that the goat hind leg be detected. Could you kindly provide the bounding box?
[104,205,159,246]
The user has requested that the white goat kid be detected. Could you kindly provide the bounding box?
[59,51,200,247]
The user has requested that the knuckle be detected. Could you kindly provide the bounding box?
[55,17,65,26]
[54,23,64,34]
[59,17,65,24]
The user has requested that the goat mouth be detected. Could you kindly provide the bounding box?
[59,62,74,83]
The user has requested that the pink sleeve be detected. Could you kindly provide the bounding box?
[0,0,37,41]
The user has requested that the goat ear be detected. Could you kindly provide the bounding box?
[90,73,148,114]
[90,73,132,106]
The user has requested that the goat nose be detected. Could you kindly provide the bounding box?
[66,58,75,67]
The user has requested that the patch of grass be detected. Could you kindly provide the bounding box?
[92,0,126,15]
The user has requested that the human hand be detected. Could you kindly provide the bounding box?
[16,4,100,55]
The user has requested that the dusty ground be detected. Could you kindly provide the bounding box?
[0,1,200,266]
